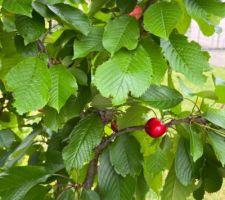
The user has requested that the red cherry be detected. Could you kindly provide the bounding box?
[128,6,143,20]
[145,118,168,138]
[111,120,118,132]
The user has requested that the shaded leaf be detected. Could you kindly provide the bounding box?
[0,129,16,149]
[109,135,142,177]
[208,131,225,166]
[144,148,168,175]
[98,150,136,200]
[175,138,193,186]
[140,85,183,109]
[73,26,104,59]
[15,12,45,44]
[3,0,32,17]
[116,0,137,13]
[23,185,49,200]
[204,108,225,129]
[135,171,149,200]
[0,166,50,200]
[81,190,100,200]
[63,114,104,171]
[203,163,222,193]
[189,129,203,162]
[48,4,90,35]
[6,128,41,168]
[88,0,111,17]
[161,164,192,200]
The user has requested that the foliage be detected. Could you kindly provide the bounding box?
[0,0,225,199]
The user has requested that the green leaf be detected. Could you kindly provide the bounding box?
[57,189,75,200]
[98,150,136,200]
[44,94,85,131]
[109,135,142,177]
[184,0,221,35]
[203,163,223,193]
[73,26,104,59]
[161,165,192,200]
[93,46,152,105]
[144,2,182,39]
[135,171,149,200]
[116,0,137,13]
[45,150,64,172]
[48,4,90,35]
[103,16,139,55]
[91,94,112,109]
[15,35,39,57]
[204,108,225,129]
[208,131,225,166]
[175,138,193,186]
[215,84,225,103]
[189,129,203,162]
[0,150,10,168]
[6,128,41,168]
[48,65,78,112]
[193,185,205,200]
[0,55,23,79]
[140,37,167,84]
[0,30,23,78]
[185,0,210,20]
[88,0,111,17]
[2,9,16,32]
[194,90,218,100]
[32,1,55,18]
[197,0,225,17]
[23,185,49,200]
[3,0,32,17]
[5,57,51,114]
[144,171,163,194]
[185,0,225,18]
[195,17,215,36]
[176,0,191,34]
[15,12,45,45]
[161,32,211,84]
[43,107,63,131]
[70,68,88,86]
[81,190,100,200]
[63,114,104,171]
[144,148,168,175]
[117,105,148,129]
[140,85,183,109]
[0,166,50,200]
[0,129,16,149]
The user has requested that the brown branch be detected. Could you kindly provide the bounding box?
[83,125,144,189]
[166,116,207,127]
[37,40,47,54]
[82,115,207,190]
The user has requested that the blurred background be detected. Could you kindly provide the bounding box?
[187,19,225,67]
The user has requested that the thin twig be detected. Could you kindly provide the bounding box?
[82,115,209,190]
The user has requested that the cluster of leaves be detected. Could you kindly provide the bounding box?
[0,0,225,199]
